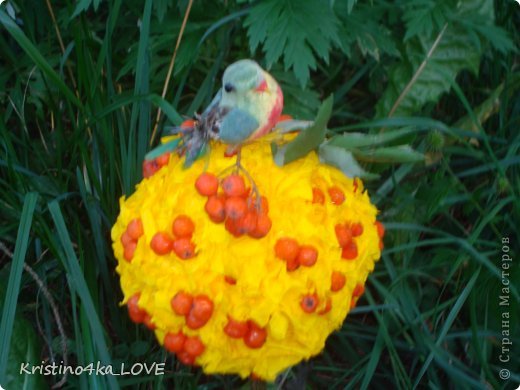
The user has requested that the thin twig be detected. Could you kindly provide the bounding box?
[150,0,194,146]
[0,242,68,388]
[387,23,448,119]
[44,0,93,140]
[45,0,78,92]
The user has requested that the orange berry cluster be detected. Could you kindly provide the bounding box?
[164,331,206,366]
[126,291,212,366]
[274,238,318,271]
[150,215,196,259]
[164,331,205,366]
[224,317,267,349]
[120,218,144,262]
[311,186,346,205]
[171,292,214,330]
[196,172,272,238]
[142,152,170,178]
[143,119,195,178]
[127,293,155,330]
[335,221,364,260]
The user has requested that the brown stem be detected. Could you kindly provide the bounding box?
[0,242,68,388]
[150,0,194,146]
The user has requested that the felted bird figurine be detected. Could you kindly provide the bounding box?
[145,59,284,168]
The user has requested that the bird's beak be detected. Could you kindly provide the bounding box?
[254,79,268,93]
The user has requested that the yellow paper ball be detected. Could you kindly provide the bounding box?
[111,136,383,381]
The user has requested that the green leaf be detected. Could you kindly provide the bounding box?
[453,82,505,134]
[335,2,399,60]
[0,10,81,108]
[328,128,417,149]
[71,0,93,19]
[48,201,119,390]
[4,316,47,390]
[376,0,512,117]
[272,95,333,166]
[376,23,481,117]
[351,145,425,163]
[145,138,181,160]
[318,144,379,180]
[0,192,38,383]
[148,94,183,125]
[346,0,357,13]
[244,0,340,86]
[413,269,481,387]
[403,0,451,41]
[458,19,516,54]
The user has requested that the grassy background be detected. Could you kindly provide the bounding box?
[0,0,519,389]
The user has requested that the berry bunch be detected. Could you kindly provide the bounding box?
[171,292,214,330]
[196,172,272,238]
[334,221,364,260]
[127,293,155,329]
[274,238,318,271]
[164,331,205,365]
[224,317,268,349]
[150,215,196,259]
[142,152,170,178]
[120,218,143,261]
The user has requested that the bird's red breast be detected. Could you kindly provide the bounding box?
[252,85,284,140]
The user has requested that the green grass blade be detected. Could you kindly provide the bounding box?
[412,269,481,388]
[48,200,119,390]
[148,94,183,125]
[0,10,81,108]
[0,192,38,383]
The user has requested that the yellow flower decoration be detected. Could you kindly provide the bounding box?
[111,135,384,381]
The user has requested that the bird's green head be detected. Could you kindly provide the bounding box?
[221,59,266,105]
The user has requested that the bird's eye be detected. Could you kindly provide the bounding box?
[224,83,235,93]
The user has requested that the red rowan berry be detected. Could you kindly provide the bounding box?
[195,173,219,196]
[150,232,173,255]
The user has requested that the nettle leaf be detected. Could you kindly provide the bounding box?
[403,0,452,41]
[272,95,333,166]
[458,18,516,54]
[245,0,340,87]
[376,24,481,117]
[335,2,399,61]
[376,0,513,118]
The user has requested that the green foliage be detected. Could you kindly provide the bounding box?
[0,193,38,383]
[335,1,399,61]
[319,144,379,180]
[245,0,340,86]
[0,0,519,388]
[376,0,515,117]
[71,0,103,18]
[4,316,46,390]
[272,95,332,165]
